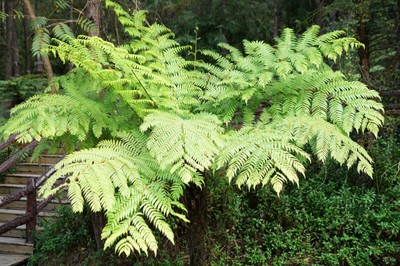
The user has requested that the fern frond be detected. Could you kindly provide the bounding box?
[40,133,186,256]
[216,126,309,194]
[276,28,296,60]
[263,68,383,136]
[77,17,97,34]
[1,5,384,258]
[32,28,50,57]
[52,23,75,41]
[54,0,69,10]
[296,25,319,52]
[1,71,118,143]
[141,112,224,184]
[275,116,374,176]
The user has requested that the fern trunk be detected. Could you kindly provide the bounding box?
[91,211,106,250]
[185,182,208,266]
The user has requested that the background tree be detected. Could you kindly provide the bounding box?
[86,0,101,37]
[5,0,20,79]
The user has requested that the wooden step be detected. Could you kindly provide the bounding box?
[3,173,65,186]
[25,155,63,165]
[0,152,65,258]
[0,223,44,238]
[0,209,58,223]
[14,163,53,174]
[0,253,30,265]
[0,184,25,195]
[0,195,69,211]
[0,237,33,254]
[3,174,42,185]
[0,224,27,238]
[0,184,67,195]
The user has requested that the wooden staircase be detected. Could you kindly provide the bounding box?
[0,154,65,265]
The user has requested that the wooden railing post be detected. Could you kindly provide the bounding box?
[26,178,37,243]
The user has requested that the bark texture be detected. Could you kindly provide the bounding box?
[358,22,370,81]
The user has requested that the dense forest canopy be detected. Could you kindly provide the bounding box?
[0,1,399,266]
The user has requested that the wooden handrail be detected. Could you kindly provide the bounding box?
[0,133,18,150]
[0,194,57,236]
[0,162,57,208]
[0,140,38,174]
[0,155,65,240]
[0,184,35,208]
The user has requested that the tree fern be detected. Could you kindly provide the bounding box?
[0,1,385,258]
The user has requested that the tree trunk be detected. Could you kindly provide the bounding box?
[67,0,74,71]
[91,211,106,249]
[358,22,369,81]
[273,0,281,38]
[33,0,43,73]
[4,0,12,79]
[22,0,55,93]
[314,0,324,27]
[397,0,400,43]
[0,1,3,80]
[5,0,17,79]
[86,0,101,37]
[11,17,20,77]
[26,178,37,243]
[185,183,208,266]
[24,16,31,74]
[132,0,142,10]
[356,0,370,81]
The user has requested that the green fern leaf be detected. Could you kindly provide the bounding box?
[140,112,224,184]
